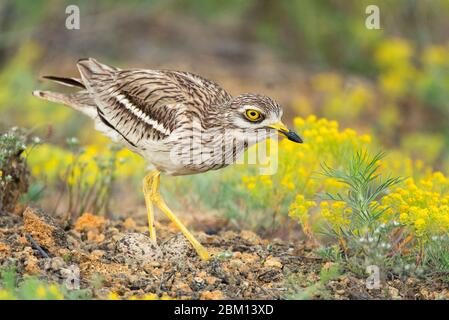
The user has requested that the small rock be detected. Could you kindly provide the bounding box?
[190,277,206,291]
[49,257,65,270]
[23,247,40,274]
[336,289,346,295]
[111,234,123,242]
[91,250,105,259]
[108,227,120,235]
[200,290,224,300]
[233,252,243,259]
[0,242,10,259]
[239,252,259,264]
[239,230,261,244]
[23,207,68,254]
[258,268,282,283]
[74,213,106,232]
[419,288,432,299]
[18,235,28,245]
[175,281,193,293]
[388,286,401,299]
[229,258,244,269]
[123,218,137,230]
[87,230,105,242]
[204,276,218,286]
[115,233,162,265]
[263,256,283,269]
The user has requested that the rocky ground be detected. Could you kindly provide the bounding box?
[1,207,449,300]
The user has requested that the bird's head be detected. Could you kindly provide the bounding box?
[222,93,303,144]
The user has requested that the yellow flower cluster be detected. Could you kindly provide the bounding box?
[378,151,431,180]
[381,172,449,237]
[242,175,272,191]
[319,201,352,231]
[28,143,146,185]
[375,38,414,69]
[0,284,64,300]
[289,198,352,237]
[288,194,316,236]
[35,284,64,300]
[284,116,447,243]
[375,38,417,96]
[238,116,372,223]
[108,292,172,300]
[422,45,449,67]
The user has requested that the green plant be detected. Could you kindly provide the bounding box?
[0,267,90,300]
[320,151,401,230]
[312,151,409,274]
[0,127,41,212]
[424,235,449,276]
[63,138,122,220]
[319,151,413,275]
[285,263,341,300]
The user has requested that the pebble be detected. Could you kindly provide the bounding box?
[115,233,162,265]
[263,256,283,269]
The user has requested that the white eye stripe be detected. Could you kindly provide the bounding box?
[241,105,263,112]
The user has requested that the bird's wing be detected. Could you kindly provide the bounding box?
[77,58,231,148]
[162,70,232,108]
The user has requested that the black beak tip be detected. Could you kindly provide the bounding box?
[285,131,303,143]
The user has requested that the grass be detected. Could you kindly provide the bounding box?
[0,267,91,300]
[285,263,342,300]
[320,150,403,231]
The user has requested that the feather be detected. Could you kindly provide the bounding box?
[42,76,85,88]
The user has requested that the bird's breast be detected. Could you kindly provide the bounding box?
[140,130,249,176]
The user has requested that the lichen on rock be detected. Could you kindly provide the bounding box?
[23,207,68,255]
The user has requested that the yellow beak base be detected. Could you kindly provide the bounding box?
[268,122,303,143]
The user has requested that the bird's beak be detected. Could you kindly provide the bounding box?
[268,122,303,143]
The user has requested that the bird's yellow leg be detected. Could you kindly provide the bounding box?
[150,173,211,261]
[143,171,158,242]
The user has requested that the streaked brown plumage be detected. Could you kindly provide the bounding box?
[33,58,302,260]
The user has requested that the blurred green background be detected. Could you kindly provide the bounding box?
[2,0,449,153]
[1,0,449,230]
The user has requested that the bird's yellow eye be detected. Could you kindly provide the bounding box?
[245,109,262,122]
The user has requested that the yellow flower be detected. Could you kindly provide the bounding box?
[360,135,372,144]
[289,195,316,236]
[108,292,121,300]
[381,172,449,238]
[422,45,448,66]
[375,38,413,68]
[281,175,295,190]
[0,290,16,300]
[379,71,408,95]
[319,200,350,231]
[414,218,426,235]
[48,285,64,300]
[399,212,409,223]
[247,182,256,191]
[36,285,47,298]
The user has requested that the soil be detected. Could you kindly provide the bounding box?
[1,207,449,300]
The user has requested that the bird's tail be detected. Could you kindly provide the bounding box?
[33,58,118,118]
[32,75,97,118]
[40,75,86,89]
